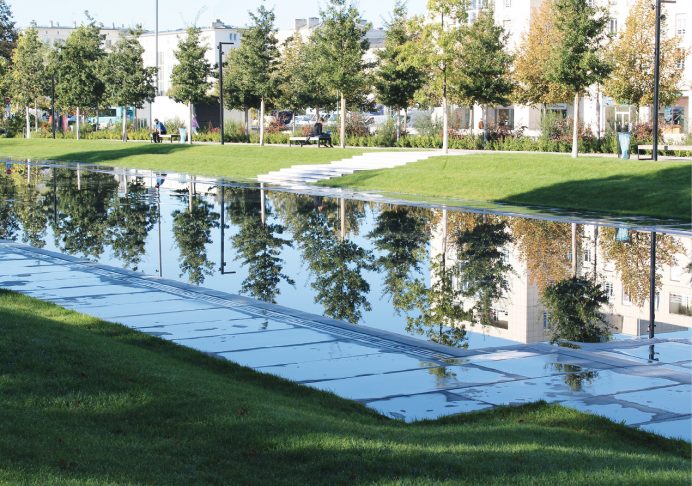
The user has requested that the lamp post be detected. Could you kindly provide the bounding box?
[652,0,677,161]
[218,41,235,145]
[51,73,56,139]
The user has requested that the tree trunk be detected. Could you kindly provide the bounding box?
[259,97,265,147]
[442,96,449,154]
[340,93,346,149]
[244,107,249,138]
[571,93,579,158]
[403,107,408,135]
[188,103,193,144]
[483,105,488,144]
[395,108,401,143]
[34,100,38,133]
[25,105,30,139]
[76,107,81,140]
[122,106,127,142]
[595,87,601,139]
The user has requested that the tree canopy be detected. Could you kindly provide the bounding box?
[169,27,211,105]
[0,0,17,62]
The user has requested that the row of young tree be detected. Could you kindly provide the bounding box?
[0,0,685,152]
[222,0,686,157]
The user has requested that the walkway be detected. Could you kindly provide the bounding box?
[256,151,440,188]
[1,241,690,442]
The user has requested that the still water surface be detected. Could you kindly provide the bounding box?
[1,163,690,349]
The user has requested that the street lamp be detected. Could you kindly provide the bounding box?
[652,0,677,161]
[218,41,235,145]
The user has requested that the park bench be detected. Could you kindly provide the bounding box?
[636,144,692,159]
[288,134,333,148]
[150,133,181,143]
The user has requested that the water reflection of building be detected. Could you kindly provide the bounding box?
[431,213,692,344]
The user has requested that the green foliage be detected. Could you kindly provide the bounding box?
[169,27,211,105]
[453,218,513,327]
[236,6,280,103]
[9,27,47,107]
[222,48,261,112]
[542,277,610,343]
[374,1,424,112]
[454,8,513,109]
[54,22,106,111]
[549,0,611,94]
[0,0,17,61]
[312,0,370,102]
[172,196,219,285]
[276,35,332,113]
[403,254,470,348]
[101,27,157,110]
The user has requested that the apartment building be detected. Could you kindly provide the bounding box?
[33,21,126,49]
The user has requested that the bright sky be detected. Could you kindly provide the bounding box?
[9,0,429,30]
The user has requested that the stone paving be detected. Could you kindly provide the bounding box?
[1,241,690,442]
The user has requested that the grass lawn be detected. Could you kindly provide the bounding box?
[0,138,369,180]
[317,153,692,221]
[0,289,689,485]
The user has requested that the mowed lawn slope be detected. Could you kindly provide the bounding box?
[0,290,689,485]
[0,139,369,180]
[318,153,692,220]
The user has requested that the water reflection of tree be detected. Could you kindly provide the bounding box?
[599,228,682,306]
[552,363,599,392]
[172,196,219,286]
[453,215,513,327]
[226,188,294,304]
[368,205,431,312]
[0,173,19,241]
[272,193,374,324]
[404,255,470,348]
[13,172,49,248]
[107,179,158,271]
[511,219,579,292]
[50,170,119,259]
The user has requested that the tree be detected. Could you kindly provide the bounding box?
[0,0,17,62]
[453,217,513,326]
[599,228,682,306]
[222,48,261,138]
[513,0,572,108]
[0,172,18,241]
[603,0,686,122]
[312,0,370,148]
[169,27,211,144]
[172,196,219,285]
[549,0,610,158]
[10,27,47,139]
[374,1,425,141]
[101,27,157,142]
[455,8,514,143]
[542,277,609,343]
[234,6,280,146]
[54,21,106,140]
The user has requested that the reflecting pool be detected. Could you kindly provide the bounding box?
[0,162,690,350]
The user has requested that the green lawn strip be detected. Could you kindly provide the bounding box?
[317,153,692,221]
[0,139,370,180]
[0,290,689,485]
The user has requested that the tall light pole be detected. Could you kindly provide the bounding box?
[218,41,235,145]
[652,0,677,161]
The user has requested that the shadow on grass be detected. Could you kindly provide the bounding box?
[39,142,194,165]
[499,165,692,221]
[0,289,689,485]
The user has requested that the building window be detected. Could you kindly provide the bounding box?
[670,266,684,282]
[583,249,591,263]
[675,48,686,70]
[504,0,511,7]
[603,282,614,302]
[623,290,631,306]
[669,294,692,316]
[676,14,686,35]
[609,18,618,35]
[497,108,514,129]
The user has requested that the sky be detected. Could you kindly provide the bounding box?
[8,0,429,31]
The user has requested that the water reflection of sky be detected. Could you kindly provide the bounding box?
[1,164,690,350]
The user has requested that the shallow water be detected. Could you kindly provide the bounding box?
[0,162,690,350]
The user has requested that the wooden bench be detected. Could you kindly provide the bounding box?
[289,134,333,148]
[150,133,181,143]
[637,144,692,159]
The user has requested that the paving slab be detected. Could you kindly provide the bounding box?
[1,241,691,441]
[638,417,692,442]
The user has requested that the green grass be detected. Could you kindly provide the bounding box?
[317,153,692,221]
[0,139,369,180]
[0,289,689,485]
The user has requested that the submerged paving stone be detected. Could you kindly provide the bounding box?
[613,342,692,365]
[638,417,692,442]
[558,400,657,425]
[176,327,338,353]
[220,341,383,368]
[115,307,255,328]
[468,353,612,379]
[615,384,692,415]
[141,318,293,339]
[366,393,492,421]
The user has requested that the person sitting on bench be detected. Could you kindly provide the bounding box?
[311,118,324,137]
[152,118,167,143]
